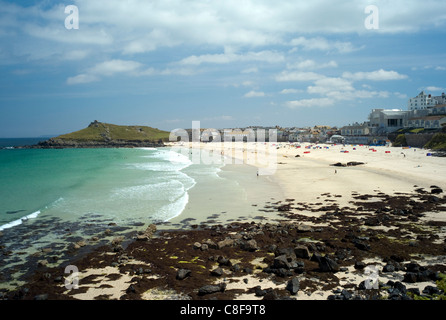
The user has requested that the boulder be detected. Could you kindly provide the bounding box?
[318,256,340,273]
[193,242,202,250]
[382,264,395,273]
[210,267,224,277]
[352,239,370,251]
[176,269,191,280]
[431,187,443,194]
[240,239,259,252]
[354,261,366,270]
[294,245,311,259]
[198,283,226,296]
[286,278,300,295]
[37,260,48,267]
[217,238,235,249]
[203,239,218,249]
[296,224,313,233]
[273,255,292,270]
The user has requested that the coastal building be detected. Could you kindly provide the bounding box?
[408,91,436,111]
[432,92,446,105]
[340,123,370,136]
[406,115,445,129]
[340,123,372,144]
[368,108,408,135]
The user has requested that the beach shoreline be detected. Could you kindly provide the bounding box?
[2,142,446,301]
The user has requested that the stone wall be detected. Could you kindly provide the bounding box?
[404,133,435,148]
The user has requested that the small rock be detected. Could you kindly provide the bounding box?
[382,264,395,273]
[254,286,267,297]
[294,245,311,259]
[403,272,417,283]
[203,239,217,249]
[176,269,191,280]
[198,283,226,296]
[210,267,224,277]
[354,261,366,270]
[217,256,232,266]
[286,277,300,295]
[217,238,235,249]
[193,242,202,250]
[341,289,352,300]
[273,255,291,270]
[296,224,313,233]
[240,239,259,252]
[352,239,370,251]
[34,294,48,300]
[126,285,136,294]
[318,256,339,273]
[37,260,48,267]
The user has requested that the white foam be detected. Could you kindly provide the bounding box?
[150,191,190,223]
[138,150,193,172]
[0,210,41,231]
[112,180,186,201]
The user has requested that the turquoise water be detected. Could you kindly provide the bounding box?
[0,147,198,230]
[0,146,282,287]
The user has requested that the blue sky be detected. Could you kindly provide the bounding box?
[0,0,445,137]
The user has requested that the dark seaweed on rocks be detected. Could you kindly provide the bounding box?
[2,187,446,300]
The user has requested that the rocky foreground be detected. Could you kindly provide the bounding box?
[2,186,446,301]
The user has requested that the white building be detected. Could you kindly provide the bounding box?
[407,91,446,111]
[368,109,408,134]
[408,91,437,110]
[433,92,446,105]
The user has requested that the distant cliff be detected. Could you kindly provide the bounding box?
[28,121,170,149]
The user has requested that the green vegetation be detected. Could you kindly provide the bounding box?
[56,121,170,142]
[393,134,407,147]
[424,132,446,150]
[407,273,446,300]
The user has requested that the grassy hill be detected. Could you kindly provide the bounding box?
[56,120,170,142]
[424,132,446,150]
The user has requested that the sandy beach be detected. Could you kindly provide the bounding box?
[4,141,446,301]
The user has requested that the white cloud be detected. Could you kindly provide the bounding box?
[342,69,408,81]
[241,67,259,74]
[285,98,334,109]
[287,59,338,70]
[244,90,265,98]
[66,73,99,85]
[67,59,198,84]
[289,37,361,53]
[425,86,445,92]
[275,71,324,82]
[280,89,303,94]
[179,50,284,65]
[394,92,408,99]
[88,59,143,76]
[307,77,354,95]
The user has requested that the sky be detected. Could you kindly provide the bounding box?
[0,0,446,137]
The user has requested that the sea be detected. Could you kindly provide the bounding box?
[0,139,224,286]
[0,139,284,288]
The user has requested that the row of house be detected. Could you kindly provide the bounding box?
[336,91,446,144]
[178,91,445,145]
